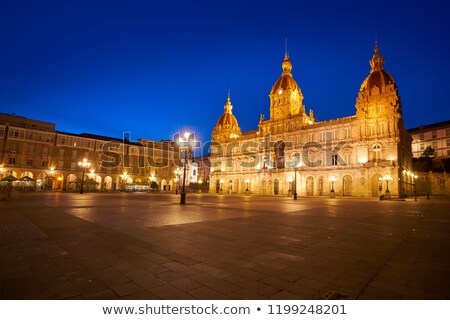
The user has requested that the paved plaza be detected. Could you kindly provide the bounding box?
[0,192,449,300]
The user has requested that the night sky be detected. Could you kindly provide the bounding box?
[1,0,449,147]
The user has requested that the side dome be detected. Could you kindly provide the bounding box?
[216,112,239,128]
[212,93,242,143]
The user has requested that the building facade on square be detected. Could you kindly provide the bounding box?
[209,44,413,197]
[408,120,450,159]
[0,113,186,192]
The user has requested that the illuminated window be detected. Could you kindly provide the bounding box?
[331,154,337,166]
[344,128,350,139]
[373,144,381,162]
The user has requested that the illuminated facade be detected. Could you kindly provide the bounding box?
[210,44,413,197]
[409,120,450,159]
[0,113,183,192]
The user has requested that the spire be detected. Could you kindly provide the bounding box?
[285,38,289,59]
[224,91,233,114]
[282,42,292,74]
[370,40,384,72]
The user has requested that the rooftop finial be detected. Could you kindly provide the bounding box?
[370,39,384,72]
[285,38,289,58]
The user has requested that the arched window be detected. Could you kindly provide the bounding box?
[373,144,382,162]
[275,141,285,169]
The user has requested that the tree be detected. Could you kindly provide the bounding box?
[150,181,158,190]
[422,146,435,157]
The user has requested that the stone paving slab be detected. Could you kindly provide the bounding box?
[1,192,449,300]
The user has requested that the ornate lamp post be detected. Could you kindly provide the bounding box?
[383,173,393,199]
[49,168,55,190]
[287,176,293,196]
[177,131,194,205]
[219,179,224,193]
[413,174,418,201]
[329,176,337,198]
[120,172,128,191]
[78,158,91,194]
[174,168,181,194]
[293,162,302,200]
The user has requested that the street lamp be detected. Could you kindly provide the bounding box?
[174,168,181,194]
[245,178,250,195]
[287,176,293,196]
[198,178,203,193]
[49,167,55,190]
[293,162,302,200]
[78,158,91,194]
[413,174,418,201]
[329,176,337,198]
[177,131,193,205]
[383,173,393,199]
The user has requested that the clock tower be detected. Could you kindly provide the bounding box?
[269,53,305,121]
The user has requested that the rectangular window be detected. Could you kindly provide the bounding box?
[419,133,424,141]
[344,128,350,139]
[447,139,450,147]
[344,153,350,166]
[71,162,76,170]
[368,124,376,135]
[9,157,16,164]
[420,143,424,150]
[446,128,450,137]
[27,159,33,166]
[331,155,338,166]
[308,133,313,143]
[432,141,437,149]
[378,123,386,135]
[41,160,48,167]
[59,149,64,157]
[432,131,437,139]
[10,143,18,151]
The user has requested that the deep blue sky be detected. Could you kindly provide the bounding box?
[1,0,449,145]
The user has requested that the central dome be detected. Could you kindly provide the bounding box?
[360,70,395,94]
[270,54,300,95]
[359,42,396,95]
